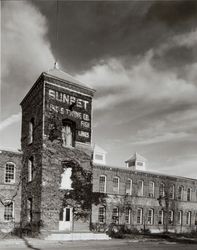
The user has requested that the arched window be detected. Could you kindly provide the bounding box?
[158,210,164,225]
[125,179,132,195]
[113,177,119,194]
[148,181,155,197]
[186,211,191,225]
[187,188,192,201]
[62,119,76,147]
[168,210,174,225]
[4,201,14,221]
[147,209,154,225]
[178,186,184,200]
[125,208,131,224]
[159,183,165,197]
[137,208,143,224]
[28,118,34,144]
[169,185,175,199]
[178,210,183,225]
[5,162,15,184]
[137,180,144,196]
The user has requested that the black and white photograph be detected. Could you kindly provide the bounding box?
[1,0,197,249]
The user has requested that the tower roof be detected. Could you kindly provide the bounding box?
[125,152,147,163]
[44,67,93,90]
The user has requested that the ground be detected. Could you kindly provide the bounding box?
[0,239,197,250]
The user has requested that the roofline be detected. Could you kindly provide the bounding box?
[43,71,96,94]
[93,164,197,182]
[0,148,23,155]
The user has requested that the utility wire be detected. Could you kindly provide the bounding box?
[55,0,59,68]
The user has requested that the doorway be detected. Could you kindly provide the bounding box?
[59,206,73,231]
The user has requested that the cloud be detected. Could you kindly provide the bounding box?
[76,50,197,110]
[0,113,21,131]
[1,0,55,119]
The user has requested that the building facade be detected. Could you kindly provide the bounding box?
[0,68,197,235]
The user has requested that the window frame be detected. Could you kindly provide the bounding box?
[99,175,106,193]
[137,208,143,224]
[4,162,16,184]
[62,119,76,148]
[187,188,192,201]
[112,207,119,224]
[137,180,144,196]
[186,211,191,225]
[125,208,131,224]
[158,210,164,225]
[148,181,155,197]
[28,118,34,144]
[98,206,106,224]
[125,179,132,195]
[4,201,14,222]
[147,208,154,225]
[113,176,120,194]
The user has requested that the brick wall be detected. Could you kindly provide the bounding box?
[0,150,22,232]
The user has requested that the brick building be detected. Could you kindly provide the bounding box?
[0,67,197,235]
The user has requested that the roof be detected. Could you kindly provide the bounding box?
[0,147,23,155]
[93,164,197,182]
[93,144,107,154]
[44,67,94,91]
[125,152,147,163]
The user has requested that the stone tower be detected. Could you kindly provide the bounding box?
[20,67,95,234]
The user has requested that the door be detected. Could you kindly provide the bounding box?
[59,207,73,231]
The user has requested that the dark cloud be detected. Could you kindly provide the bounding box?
[152,45,197,71]
[146,0,197,26]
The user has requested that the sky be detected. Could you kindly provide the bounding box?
[1,0,197,178]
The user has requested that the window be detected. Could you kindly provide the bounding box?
[168,210,174,225]
[27,198,32,222]
[147,209,154,225]
[28,118,34,144]
[125,179,132,195]
[4,201,14,221]
[158,210,164,225]
[95,154,103,161]
[169,185,175,199]
[137,180,143,196]
[187,188,192,201]
[112,207,119,224]
[28,157,33,182]
[125,208,131,224]
[60,167,73,190]
[98,207,106,223]
[137,161,143,166]
[178,211,183,225]
[137,208,143,224]
[148,181,155,197]
[159,183,165,197]
[186,211,191,225]
[62,120,75,147]
[113,177,119,194]
[128,161,135,167]
[99,175,106,193]
[5,162,15,184]
[178,186,184,200]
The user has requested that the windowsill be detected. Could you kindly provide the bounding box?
[4,182,16,185]
[3,220,14,223]
[62,145,75,149]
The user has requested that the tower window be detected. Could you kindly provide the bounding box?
[27,198,33,222]
[62,120,75,147]
[5,162,15,184]
[28,157,34,182]
[28,118,34,144]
